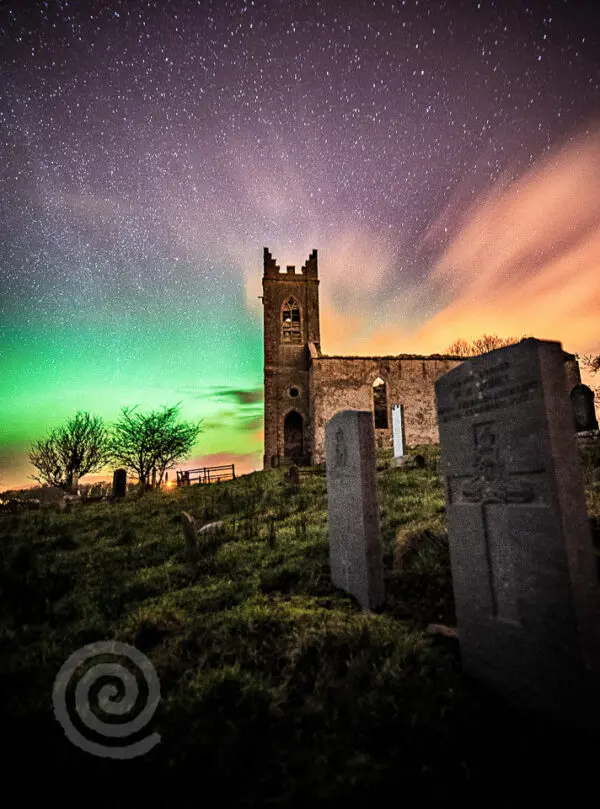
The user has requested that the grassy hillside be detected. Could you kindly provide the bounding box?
[1,445,599,808]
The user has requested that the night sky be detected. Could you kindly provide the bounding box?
[2,0,600,488]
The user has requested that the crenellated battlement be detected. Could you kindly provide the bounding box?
[263,248,318,278]
[302,249,318,277]
[263,247,280,276]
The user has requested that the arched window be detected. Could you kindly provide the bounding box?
[281,297,301,342]
[373,377,388,429]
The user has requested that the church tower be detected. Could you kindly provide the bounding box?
[262,247,320,468]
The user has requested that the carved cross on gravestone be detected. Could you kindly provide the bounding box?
[436,338,600,731]
[446,420,545,626]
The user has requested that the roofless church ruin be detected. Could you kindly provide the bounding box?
[261,247,582,469]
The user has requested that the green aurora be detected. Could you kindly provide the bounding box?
[1,271,264,489]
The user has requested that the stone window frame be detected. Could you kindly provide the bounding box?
[288,384,301,398]
[281,296,302,343]
[372,375,389,430]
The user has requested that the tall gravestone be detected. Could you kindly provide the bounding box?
[325,410,384,610]
[435,339,600,728]
[391,404,405,458]
[112,468,127,498]
[571,383,599,432]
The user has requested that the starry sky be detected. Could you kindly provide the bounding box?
[2,0,600,488]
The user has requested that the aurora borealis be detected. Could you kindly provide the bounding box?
[2,0,600,488]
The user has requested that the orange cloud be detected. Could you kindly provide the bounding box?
[412,129,600,356]
[242,130,600,364]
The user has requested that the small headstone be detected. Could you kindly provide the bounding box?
[391,404,405,457]
[571,383,599,432]
[181,511,198,552]
[61,493,82,511]
[325,410,385,610]
[182,513,226,558]
[112,468,127,498]
[268,519,277,547]
[288,464,300,485]
[435,338,600,728]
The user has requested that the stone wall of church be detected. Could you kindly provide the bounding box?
[309,354,462,463]
[309,350,582,464]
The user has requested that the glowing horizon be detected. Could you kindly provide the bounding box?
[2,2,599,489]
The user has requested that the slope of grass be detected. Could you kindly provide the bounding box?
[1,447,598,807]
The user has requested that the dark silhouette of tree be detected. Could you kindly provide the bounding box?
[580,353,600,394]
[110,404,202,487]
[28,411,110,492]
[446,334,527,357]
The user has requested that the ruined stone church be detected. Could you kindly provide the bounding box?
[261,247,581,468]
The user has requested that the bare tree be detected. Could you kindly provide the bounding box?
[110,404,202,487]
[28,411,110,492]
[446,334,527,357]
[445,337,472,357]
[579,353,600,394]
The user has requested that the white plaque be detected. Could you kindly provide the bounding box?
[392,404,404,458]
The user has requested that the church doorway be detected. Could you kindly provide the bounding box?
[284,411,304,459]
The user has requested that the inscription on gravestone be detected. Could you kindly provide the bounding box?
[435,339,600,727]
[325,411,384,610]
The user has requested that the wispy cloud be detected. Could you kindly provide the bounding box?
[411,128,600,355]
[283,129,600,360]
[208,387,263,405]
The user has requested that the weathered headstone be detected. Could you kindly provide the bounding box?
[435,339,600,728]
[571,383,599,432]
[325,410,384,610]
[287,464,300,485]
[181,511,198,553]
[391,404,405,457]
[181,512,225,558]
[112,468,127,498]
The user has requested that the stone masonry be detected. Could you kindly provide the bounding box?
[261,248,582,468]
